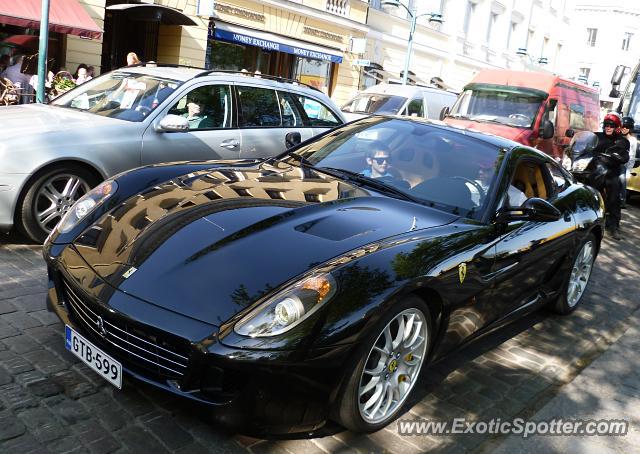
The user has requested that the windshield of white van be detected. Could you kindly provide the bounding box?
[342,94,408,115]
[448,85,545,128]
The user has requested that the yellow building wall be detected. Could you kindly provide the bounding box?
[64,0,106,75]
[66,0,366,102]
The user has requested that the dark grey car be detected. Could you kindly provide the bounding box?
[0,65,345,242]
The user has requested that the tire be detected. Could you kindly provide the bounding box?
[551,233,597,314]
[17,165,98,243]
[334,295,432,433]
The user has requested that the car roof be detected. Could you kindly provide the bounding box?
[116,65,326,96]
[362,83,457,98]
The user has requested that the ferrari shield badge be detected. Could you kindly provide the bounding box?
[458,263,467,284]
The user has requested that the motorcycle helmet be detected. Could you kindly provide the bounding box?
[622,116,635,129]
[603,112,622,133]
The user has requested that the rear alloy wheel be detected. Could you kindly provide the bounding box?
[336,296,430,432]
[18,166,96,242]
[552,233,596,314]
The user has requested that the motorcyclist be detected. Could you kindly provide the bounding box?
[593,112,629,240]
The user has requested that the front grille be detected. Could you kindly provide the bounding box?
[61,278,189,380]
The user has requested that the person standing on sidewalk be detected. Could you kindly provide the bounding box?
[620,116,637,208]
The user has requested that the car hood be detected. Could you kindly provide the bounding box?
[342,111,369,121]
[443,117,529,142]
[0,104,122,140]
[72,161,457,325]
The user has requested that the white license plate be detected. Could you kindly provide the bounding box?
[65,325,122,389]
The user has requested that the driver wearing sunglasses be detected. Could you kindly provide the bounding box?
[362,144,393,178]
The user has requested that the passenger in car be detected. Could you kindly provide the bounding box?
[183,95,215,129]
[362,144,393,178]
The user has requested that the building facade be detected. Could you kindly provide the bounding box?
[566,1,640,110]
[357,0,574,96]
[0,0,369,105]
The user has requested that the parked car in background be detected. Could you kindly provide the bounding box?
[45,117,602,435]
[0,64,345,242]
[341,83,457,121]
[443,69,600,160]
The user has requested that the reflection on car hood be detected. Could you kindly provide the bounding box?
[72,161,457,325]
[0,104,121,139]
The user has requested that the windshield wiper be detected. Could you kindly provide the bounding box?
[448,113,471,120]
[317,167,418,202]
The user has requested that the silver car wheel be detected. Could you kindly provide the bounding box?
[358,308,428,425]
[35,173,91,233]
[567,240,595,308]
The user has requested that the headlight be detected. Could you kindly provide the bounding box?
[57,180,117,233]
[234,273,337,337]
[572,158,591,172]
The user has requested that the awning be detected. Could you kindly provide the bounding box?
[213,21,343,64]
[107,4,197,26]
[0,0,102,39]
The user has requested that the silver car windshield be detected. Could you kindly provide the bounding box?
[51,72,180,122]
[342,94,408,115]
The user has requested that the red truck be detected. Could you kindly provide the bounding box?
[443,69,600,160]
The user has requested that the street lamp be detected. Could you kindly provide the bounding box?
[381,0,444,85]
[516,48,548,67]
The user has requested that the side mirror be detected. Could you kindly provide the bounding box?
[565,129,575,138]
[155,114,189,132]
[496,198,561,223]
[540,120,554,139]
[285,131,301,149]
[439,106,450,121]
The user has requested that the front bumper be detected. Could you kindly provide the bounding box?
[0,173,29,231]
[44,246,354,434]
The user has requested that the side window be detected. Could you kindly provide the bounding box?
[296,95,342,127]
[406,97,424,117]
[277,91,304,127]
[569,103,586,130]
[238,86,282,127]
[509,160,551,207]
[168,85,231,130]
[544,99,558,125]
[546,162,569,193]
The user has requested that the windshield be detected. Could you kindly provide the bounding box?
[341,94,408,115]
[51,71,180,122]
[448,85,544,128]
[289,117,503,220]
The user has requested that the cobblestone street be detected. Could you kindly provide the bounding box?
[1,204,639,454]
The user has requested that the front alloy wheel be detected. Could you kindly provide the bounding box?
[335,296,431,432]
[358,308,428,424]
[18,165,97,243]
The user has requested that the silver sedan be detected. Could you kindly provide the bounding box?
[0,66,345,242]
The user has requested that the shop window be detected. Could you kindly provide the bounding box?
[295,96,341,127]
[294,57,331,94]
[277,92,305,127]
[168,85,232,130]
[238,86,282,127]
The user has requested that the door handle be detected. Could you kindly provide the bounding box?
[220,139,240,149]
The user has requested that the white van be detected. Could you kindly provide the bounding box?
[341,83,457,121]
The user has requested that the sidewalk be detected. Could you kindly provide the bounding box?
[486,309,640,453]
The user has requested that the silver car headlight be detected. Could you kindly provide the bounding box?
[57,180,117,233]
[234,273,337,337]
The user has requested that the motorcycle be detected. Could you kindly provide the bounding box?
[562,131,617,190]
